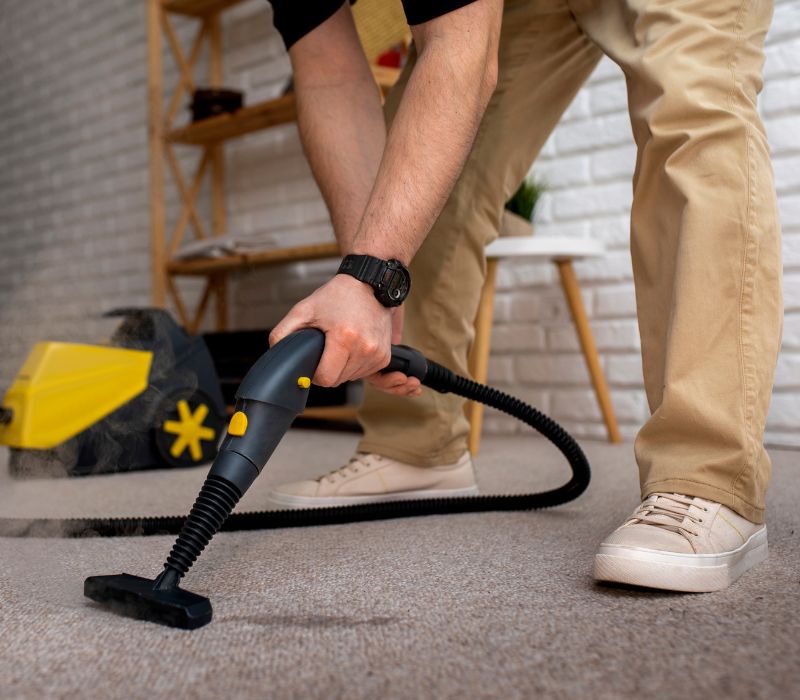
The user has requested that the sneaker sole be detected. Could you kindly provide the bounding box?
[593,527,768,593]
[267,485,479,509]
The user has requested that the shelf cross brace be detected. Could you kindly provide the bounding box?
[166,274,190,329]
[167,148,211,257]
[164,18,208,127]
[160,9,208,129]
[189,279,214,334]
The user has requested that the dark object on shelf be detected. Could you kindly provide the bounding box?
[190,88,244,122]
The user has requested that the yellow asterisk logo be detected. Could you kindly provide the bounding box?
[163,399,216,462]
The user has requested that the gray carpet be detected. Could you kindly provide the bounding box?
[0,431,798,700]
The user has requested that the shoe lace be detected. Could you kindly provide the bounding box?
[630,493,709,539]
[320,453,383,484]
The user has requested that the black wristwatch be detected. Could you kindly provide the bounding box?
[337,254,411,308]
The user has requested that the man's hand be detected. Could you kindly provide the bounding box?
[269,275,393,387]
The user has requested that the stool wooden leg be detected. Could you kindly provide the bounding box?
[466,258,498,456]
[556,259,621,443]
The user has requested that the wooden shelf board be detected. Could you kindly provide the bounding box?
[162,0,245,17]
[166,66,400,146]
[168,241,341,276]
[167,93,298,145]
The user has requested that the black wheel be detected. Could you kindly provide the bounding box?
[153,389,225,469]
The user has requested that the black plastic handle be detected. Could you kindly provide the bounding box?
[241,330,429,386]
[385,345,428,381]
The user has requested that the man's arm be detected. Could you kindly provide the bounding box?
[288,4,386,249]
[270,0,502,387]
[349,3,501,264]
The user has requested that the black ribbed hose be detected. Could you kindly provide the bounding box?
[0,362,591,543]
[154,475,242,588]
[422,360,590,508]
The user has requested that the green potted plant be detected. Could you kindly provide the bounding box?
[502,176,546,236]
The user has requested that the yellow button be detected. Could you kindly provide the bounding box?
[228,411,248,437]
[297,376,311,389]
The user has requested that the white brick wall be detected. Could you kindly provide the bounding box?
[0,0,798,447]
[0,0,150,375]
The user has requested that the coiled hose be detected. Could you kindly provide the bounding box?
[0,359,590,540]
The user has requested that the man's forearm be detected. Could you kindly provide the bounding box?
[290,0,501,262]
[289,5,385,251]
[349,2,501,264]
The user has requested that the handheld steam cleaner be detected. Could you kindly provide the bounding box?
[80,329,590,629]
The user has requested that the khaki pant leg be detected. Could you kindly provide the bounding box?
[572,0,782,522]
[357,0,603,465]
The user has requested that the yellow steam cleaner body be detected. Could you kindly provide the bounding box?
[0,309,226,477]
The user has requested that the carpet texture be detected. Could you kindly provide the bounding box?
[0,430,798,700]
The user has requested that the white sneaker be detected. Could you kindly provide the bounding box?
[594,493,767,592]
[267,451,478,508]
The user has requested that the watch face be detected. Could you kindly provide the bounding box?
[386,270,408,302]
[381,266,410,305]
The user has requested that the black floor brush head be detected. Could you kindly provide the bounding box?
[84,574,212,630]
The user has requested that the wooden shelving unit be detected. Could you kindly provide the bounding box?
[147,0,399,333]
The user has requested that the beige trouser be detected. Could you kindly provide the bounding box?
[358,0,783,523]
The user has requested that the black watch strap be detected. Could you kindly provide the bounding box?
[338,254,385,283]
[337,254,411,307]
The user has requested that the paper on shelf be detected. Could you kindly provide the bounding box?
[173,232,280,260]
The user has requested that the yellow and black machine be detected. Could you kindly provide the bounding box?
[0,309,227,477]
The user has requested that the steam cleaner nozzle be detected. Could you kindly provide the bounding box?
[84,573,211,630]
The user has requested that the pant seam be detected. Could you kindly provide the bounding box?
[729,0,760,509]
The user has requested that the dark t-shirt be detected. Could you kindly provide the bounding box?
[271,0,478,49]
